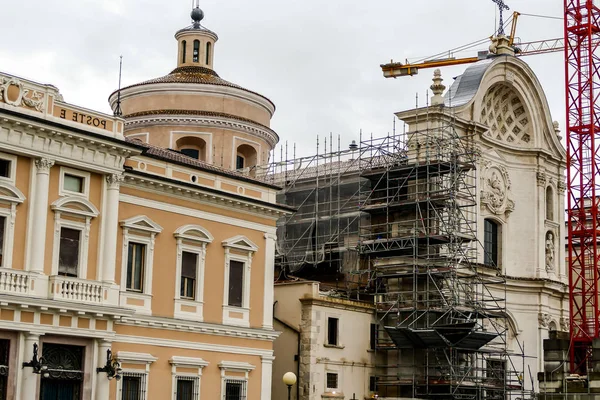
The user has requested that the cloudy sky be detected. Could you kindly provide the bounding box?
[1,0,564,159]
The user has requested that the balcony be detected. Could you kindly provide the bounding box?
[48,276,119,306]
[0,268,33,295]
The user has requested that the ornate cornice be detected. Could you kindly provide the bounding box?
[121,173,291,219]
[124,114,279,148]
[0,113,137,173]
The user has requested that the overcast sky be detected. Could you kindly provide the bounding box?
[1,0,564,160]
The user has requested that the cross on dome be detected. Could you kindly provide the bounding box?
[492,0,510,36]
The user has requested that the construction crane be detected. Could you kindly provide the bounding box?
[564,0,600,374]
[380,12,564,78]
[380,0,600,375]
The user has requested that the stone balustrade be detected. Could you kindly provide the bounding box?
[48,276,118,306]
[0,268,31,295]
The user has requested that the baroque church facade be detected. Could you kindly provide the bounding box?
[0,5,288,400]
[271,50,567,398]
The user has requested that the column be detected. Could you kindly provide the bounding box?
[260,355,275,400]
[101,174,124,283]
[96,340,112,400]
[262,233,276,330]
[29,158,54,273]
[21,333,40,400]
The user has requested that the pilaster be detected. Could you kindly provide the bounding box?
[260,354,275,400]
[101,174,124,284]
[95,339,112,400]
[29,158,54,274]
[21,332,41,400]
[262,232,276,330]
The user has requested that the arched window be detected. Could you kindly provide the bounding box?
[176,136,207,161]
[236,144,258,171]
[181,40,187,63]
[484,219,501,267]
[193,40,200,63]
[546,186,554,220]
[206,42,211,65]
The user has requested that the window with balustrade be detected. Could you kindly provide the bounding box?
[50,197,99,278]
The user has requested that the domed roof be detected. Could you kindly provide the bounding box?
[117,66,275,109]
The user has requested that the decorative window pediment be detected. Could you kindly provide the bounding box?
[51,197,99,218]
[222,235,258,252]
[0,182,25,204]
[120,215,163,234]
[218,361,255,373]
[174,225,213,243]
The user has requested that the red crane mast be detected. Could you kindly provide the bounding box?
[565,0,600,373]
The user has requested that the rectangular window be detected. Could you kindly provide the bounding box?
[370,323,377,350]
[0,216,5,268]
[176,376,199,400]
[63,174,84,193]
[326,373,338,390]
[228,260,244,307]
[327,317,338,346]
[127,242,146,292]
[0,160,10,179]
[121,372,147,400]
[236,155,244,170]
[224,379,246,400]
[369,376,377,392]
[58,227,80,277]
[181,252,198,299]
[484,220,498,266]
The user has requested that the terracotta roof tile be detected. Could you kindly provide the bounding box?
[126,137,279,189]
[119,66,275,110]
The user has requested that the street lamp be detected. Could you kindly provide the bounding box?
[283,372,297,400]
[22,343,49,378]
[96,349,122,380]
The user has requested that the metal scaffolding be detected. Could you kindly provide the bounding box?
[257,107,530,399]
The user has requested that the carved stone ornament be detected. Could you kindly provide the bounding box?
[34,158,55,173]
[0,77,44,112]
[538,312,551,328]
[545,231,555,273]
[557,180,566,194]
[560,317,569,332]
[536,171,547,187]
[480,161,515,216]
[106,173,125,189]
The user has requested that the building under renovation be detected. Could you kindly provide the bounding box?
[268,44,567,400]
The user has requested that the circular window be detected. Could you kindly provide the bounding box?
[138,162,147,171]
[191,175,198,183]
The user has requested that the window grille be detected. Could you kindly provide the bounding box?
[326,373,338,389]
[121,372,147,400]
[176,376,199,400]
[224,379,247,400]
[0,339,9,400]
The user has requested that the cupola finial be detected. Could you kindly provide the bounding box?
[191,0,204,28]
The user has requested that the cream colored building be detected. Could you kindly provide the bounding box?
[0,5,289,400]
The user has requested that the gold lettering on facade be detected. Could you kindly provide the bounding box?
[56,107,109,130]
